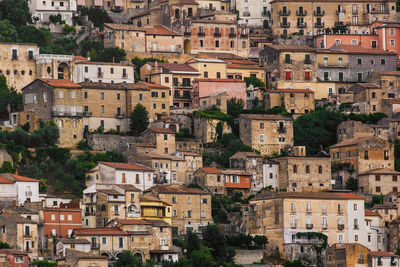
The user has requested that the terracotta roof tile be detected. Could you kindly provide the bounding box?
[225,59,259,65]
[0,173,38,183]
[97,189,124,195]
[115,184,142,192]
[147,62,199,73]
[200,167,223,174]
[99,161,153,171]
[239,113,292,120]
[0,176,14,184]
[384,99,400,104]
[271,88,314,93]
[104,23,145,31]
[74,56,87,60]
[113,219,152,225]
[58,238,91,244]
[137,81,169,89]
[231,151,262,158]
[359,167,400,175]
[227,63,264,70]
[334,192,364,199]
[369,251,398,257]
[144,25,182,36]
[263,44,316,52]
[338,44,396,55]
[73,228,127,236]
[194,78,245,83]
[176,0,199,5]
[145,185,210,195]
[365,209,380,217]
[39,79,81,88]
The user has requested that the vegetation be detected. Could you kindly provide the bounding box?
[244,76,265,90]
[129,104,149,136]
[0,75,22,120]
[284,260,306,267]
[175,128,195,140]
[31,260,57,267]
[365,194,384,209]
[227,97,245,118]
[394,139,400,171]
[345,177,358,191]
[0,242,10,249]
[131,57,168,81]
[79,7,113,29]
[226,234,268,249]
[242,105,290,117]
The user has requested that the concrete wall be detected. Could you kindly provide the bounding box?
[87,134,141,152]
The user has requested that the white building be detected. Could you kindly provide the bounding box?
[39,194,72,208]
[235,0,270,28]
[56,238,91,258]
[29,0,78,25]
[0,173,39,205]
[86,162,154,191]
[368,251,400,267]
[74,61,135,84]
[345,194,368,247]
[365,209,387,252]
[262,159,279,189]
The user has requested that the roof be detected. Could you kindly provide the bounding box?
[270,88,314,93]
[231,152,262,158]
[227,63,263,70]
[58,238,91,244]
[263,44,316,52]
[330,137,371,148]
[140,194,172,206]
[74,56,87,60]
[174,0,199,5]
[0,249,28,256]
[225,59,259,65]
[194,78,245,83]
[97,189,124,196]
[0,213,37,224]
[336,44,396,55]
[222,169,251,176]
[239,113,292,121]
[144,25,182,36]
[104,23,145,31]
[65,249,108,260]
[99,161,153,171]
[139,152,185,161]
[115,184,142,192]
[76,60,132,66]
[145,219,171,227]
[73,228,128,236]
[199,167,223,174]
[39,79,81,88]
[369,251,398,257]
[252,191,364,201]
[384,99,400,105]
[146,127,175,134]
[365,209,380,217]
[147,62,199,73]
[145,185,210,195]
[358,167,400,176]
[270,0,395,4]
[373,71,400,76]
[137,81,170,89]
[188,58,226,63]
[0,173,38,184]
[349,83,381,90]
[79,82,149,91]
[112,219,152,225]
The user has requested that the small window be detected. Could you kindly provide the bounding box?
[381,59,386,65]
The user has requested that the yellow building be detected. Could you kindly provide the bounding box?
[226,59,265,81]
[265,88,315,117]
[139,194,172,225]
[186,58,227,79]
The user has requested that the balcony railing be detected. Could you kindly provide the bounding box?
[240,34,248,38]
[51,111,84,117]
[315,22,325,28]
[280,22,291,28]
[198,32,205,37]
[24,232,31,237]
[243,11,250,17]
[279,10,291,16]
[291,223,297,229]
[184,31,191,36]
[229,33,236,38]
[304,59,312,64]
[314,10,325,16]
[214,32,221,37]
[84,212,96,216]
[297,22,307,28]
[97,72,103,78]
[115,113,126,119]
[284,59,292,64]
[322,224,328,230]
[338,224,344,230]
[25,191,32,197]
[306,224,313,229]
[296,10,307,16]
[354,224,359,229]
[278,127,286,133]
[261,11,270,17]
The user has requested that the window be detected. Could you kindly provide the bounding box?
[60,214,65,220]
[357,73,362,82]
[216,72,221,78]
[51,214,55,221]
[393,175,398,182]
[390,28,395,35]
[324,72,329,81]
[117,93,120,100]
[293,165,297,173]
[200,40,204,47]
[230,41,234,48]
[260,134,264,142]
[381,59,386,65]
[119,237,123,248]
[12,49,17,60]
[290,202,295,212]
[354,204,357,210]
[173,210,177,216]
[260,123,264,129]
[318,166,323,174]
[187,196,191,204]
[357,58,362,65]
[375,175,381,181]
[306,165,310,173]
[322,203,326,213]
[136,174,140,184]
[376,186,381,193]
[364,150,369,160]
[102,237,107,244]
[59,91,64,99]
[101,105,104,113]
[372,40,377,48]
[68,214,72,221]
[390,39,395,46]
[187,210,192,218]
[172,196,177,204]
[204,71,208,78]
[284,71,292,80]
[139,93,143,101]
[215,40,219,48]
[100,92,104,100]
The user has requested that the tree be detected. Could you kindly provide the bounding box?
[79,7,113,28]
[345,177,358,191]
[80,39,103,57]
[189,246,216,267]
[114,250,142,267]
[0,0,32,28]
[0,75,22,120]
[0,161,15,173]
[227,97,244,118]
[202,224,230,263]
[129,104,149,136]
[244,76,265,90]
[0,19,18,42]
[19,26,52,48]
[284,260,306,267]
[0,242,10,249]
[30,121,60,147]
[39,179,48,193]
[253,235,268,248]
[186,231,202,257]
[31,260,57,267]
[95,47,126,63]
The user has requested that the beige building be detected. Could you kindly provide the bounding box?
[265,89,315,117]
[230,151,264,191]
[239,114,293,156]
[193,167,225,194]
[104,24,146,53]
[358,168,400,195]
[186,58,227,79]
[144,185,212,236]
[273,156,332,192]
[244,191,367,262]
[337,120,390,143]
[193,111,232,143]
[142,127,176,155]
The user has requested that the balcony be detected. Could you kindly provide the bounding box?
[338,224,344,230]
[261,11,270,17]
[25,191,32,197]
[322,225,327,230]
[24,232,31,237]
[278,127,286,133]
[291,223,297,229]
[297,22,307,28]
[214,32,221,37]
[296,10,307,16]
[115,113,126,119]
[336,10,345,14]
[314,10,325,16]
[198,32,205,37]
[240,34,248,38]
[243,11,250,17]
[279,10,291,16]
[97,72,103,78]
[83,111,92,117]
[280,22,290,28]
[304,59,312,64]
[122,74,128,79]
[51,111,84,117]
[354,224,359,229]
[315,22,325,28]
[229,33,236,38]
[284,59,292,64]
[184,32,191,37]
[318,63,348,68]
[84,212,96,216]
[306,223,313,229]
[91,243,99,249]
[174,95,191,100]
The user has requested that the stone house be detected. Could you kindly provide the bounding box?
[262,159,280,190]
[337,120,390,143]
[222,169,252,197]
[243,191,367,263]
[225,59,265,82]
[141,127,176,155]
[238,114,293,156]
[181,151,203,184]
[358,168,400,195]
[56,249,108,267]
[144,25,183,53]
[193,111,232,143]
[368,251,400,266]
[272,155,332,192]
[377,116,400,141]
[21,79,84,148]
[330,136,394,188]
[55,239,91,258]
[143,185,212,236]
[270,0,397,36]
[265,88,315,117]
[0,249,29,267]
[365,209,386,252]
[74,61,135,84]
[325,243,369,267]
[186,58,227,79]
[235,0,270,28]
[103,24,147,53]
[85,162,154,190]
[29,0,77,24]
[230,152,264,192]
[198,91,228,113]
[193,167,225,194]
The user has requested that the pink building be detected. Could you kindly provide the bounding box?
[192,79,246,107]
[0,249,28,267]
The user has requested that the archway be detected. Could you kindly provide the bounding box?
[134,252,143,262]
[57,62,70,79]
[184,39,191,54]
[100,251,111,259]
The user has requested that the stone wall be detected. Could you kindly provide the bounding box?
[234,250,264,265]
[87,134,141,152]
[0,149,12,166]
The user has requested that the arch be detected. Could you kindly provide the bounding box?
[114,251,123,259]
[133,251,144,262]
[184,39,191,54]
[174,9,180,19]
[100,251,111,259]
[57,62,70,79]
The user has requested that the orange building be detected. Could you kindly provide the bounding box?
[43,205,82,238]
[223,169,251,196]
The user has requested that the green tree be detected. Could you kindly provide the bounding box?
[80,39,104,57]
[284,260,306,267]
[79,7,113,28]
[0,242,10,249]
[0,75,22,120]
[0,0,32,28]
[202,224,231,264]
[31,260,57,267]
[244,76,265,90]
[95,47,126,63]
[39,179,48,193]
[227,97,244,118]
[30,121,60,147]
[0,161,15,173]
[129,104,149,136]
[19,26,52,47]
[189,246,216,267]
[114,250,143,267]
[345,177,358,191]
[253,235,268,248]
[0,19,18,43]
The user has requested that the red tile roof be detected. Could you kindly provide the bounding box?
[73,228,128,236]
[227,63,264,70]
[144,25,181,36]
[145,185,210,195]
[39,79,82,88]
[263,44,316,52]
[369,251,398,257]
[147,62,199,73]
[338,44,396,55]
[0,173,38,183]
[0,176,15,184]
[99,161,153,171]
[137,81,169,89]
[195,78,245,83]
[147,127,175,134]
[384,99,400,104]
[176,0,199,5]
[114,219,152,225]
[74,56,87,60]
[225,59,259,65]
[76,61,132,66]
[200,167,223,174]
[334,192,365,200]
[271,88,314,93]
[365,209,380,217]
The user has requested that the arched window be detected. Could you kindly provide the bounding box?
[175,9,180,19]
[318,166,323,174]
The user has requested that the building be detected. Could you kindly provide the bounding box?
[86,161,154,190]
[265,89,315,116]
[143,185,212,236]
[243,191,367,262]
[141,127,176,155]
[140,62,200,108]
[0,173,39,205]
[56,249,108,267]
[186,58,227,79]
[0,249,29,267]
[368,251,400,266]
[238,114,293,156]
[235,0,270,27]
[55,239,91,258]
[144,25,183,53]
[326,243,369,267]
[358,168,400,195]
[272,155,332,192]
[193,167,225,194]
[269,0,397,36]
[21,79,84,147]
[103,24,147,53]
[365,209,386,252]
[262,159,280,190]
[0,43,38,92]
[43,206,82,238]
[336,120,388,142]
[193,111,232,143]
[230,152,264,192]
[139,194,172,226]
[222,169,252,196]
[29,0,77,24]
[74,61,135,84]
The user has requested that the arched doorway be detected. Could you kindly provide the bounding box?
[184,39,191,54]
[134,252,143,262]
[57,62,70,79]
[100,252,111,259]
